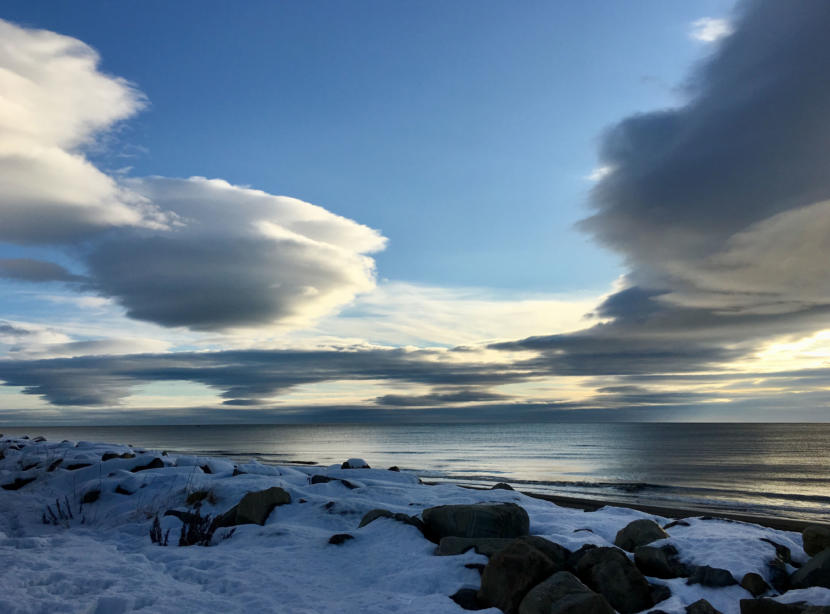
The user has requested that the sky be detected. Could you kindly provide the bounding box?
[1,0,830,424]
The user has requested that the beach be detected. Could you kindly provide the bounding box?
[2,434,830,614]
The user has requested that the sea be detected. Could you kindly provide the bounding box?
[3,422,829,524]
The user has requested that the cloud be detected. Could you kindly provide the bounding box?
[689,17,733,43]
[0,258,85,283]
[0,19,169,244]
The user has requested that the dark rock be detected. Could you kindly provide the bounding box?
[422,503,530,543]
[663,520,691,530]
[46,459,62,472]
[341,459,370,469]
[574,547,654,614]
[298,498,307,503]
[214,486,291,528]
[686,599,723,614]
[686,565,737,587]
[310,474,333,484]
[101,452,119,461]
[615,519,669,552]
[477,539,560,614]
[767,558,790,593]
[649,610,671,614]
[66,463,92,471]
[388,466,400,472]
[520,536,570,570]
[803,526,830,557]
[323,501,335,510]
[1,476,36,490]
[492,482,514,490]
[741,572,771,597]
[32,436,46,443]
[81,489,100,504]
[518,571,615,614]
[200,464,212,474]
[791,548,830,589]
[761,537,793,564]
[186,490,211,506]
[232,466,244,476]
[357,508,425,534]
[567,544,598,571]
[451,588,486,610]
[130,458,164,473]
[115,484,134,495]
[438,536,514,557]
[650,583,671,605]
[635,544,689,578]
[740,599,830,614]
[328,533,354,545]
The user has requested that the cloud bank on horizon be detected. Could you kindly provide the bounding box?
[2,0,830,423]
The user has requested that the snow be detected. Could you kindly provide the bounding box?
[0,435,820,614]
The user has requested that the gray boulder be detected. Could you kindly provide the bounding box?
[519,571,615,614]
[741,572,770,597]
[575,547,654,614]
[768,558,790,593]
[686,565,736,587]
[438,536,513,557]
[803,526,830,557]
[214,486,291,527]
[686,599,722,614]
[791,548,830,589]
[422,503,529,543]
[635,544,690,578]
[477,538,562,614]
[615,519,669,552]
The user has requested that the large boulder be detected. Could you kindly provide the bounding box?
[519,571,615,614]
[477,538,562,614]
[214,486,291,527]
[615,519,669,552]
[803,526,830,557]
[791,548,830,589]
[574,547,653,614]
[634,544,690,578]
[422,503,529,543]
[438,536,514,557]
[686,600,722,614]
[740,572,770,597]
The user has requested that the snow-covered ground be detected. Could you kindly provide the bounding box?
[0,435,827,614]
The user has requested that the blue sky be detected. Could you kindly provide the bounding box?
[4,0,830,423]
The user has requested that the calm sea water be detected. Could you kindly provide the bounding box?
[3,423,829,523]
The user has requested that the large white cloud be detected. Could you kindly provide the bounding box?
[0,19,168,243]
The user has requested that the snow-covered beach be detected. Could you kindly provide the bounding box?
[1,434,829,614]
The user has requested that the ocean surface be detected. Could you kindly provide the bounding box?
[3,422,829,524]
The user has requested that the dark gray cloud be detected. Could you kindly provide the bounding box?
[0,258,85,283]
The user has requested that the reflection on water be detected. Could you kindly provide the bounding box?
[3,422,829,523]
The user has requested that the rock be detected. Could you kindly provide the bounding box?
[102,452,119,461]
[663,520,691,530]
[615,519,669,552]
[450,588,485,610]
[200,464,212,474]
[387,466,400,472]
[32,436,46,442]
[635,544,689,578]
[422,503,530,543]
[438,536,514,557]
[520,537,570,571]
[214,486,291,528]
[341,458,370,469]
[1,476,36,490]
[741,572,771,597]
[66,463,92,471]
[574,547,654,614]
[567,544,598,571]
[791,548,830,589]
[518,571,614,614]
[740,599,830,614]
[81,489,100,504]
[358,508,425,534]
[686,565,737,587]
[46,459,62,472]
[492,482,514,490]
[186,490,212,506]
[115,484,134,495]
[686,599,723,614]
[477,538,561,614]
[767,558,790,593]
[328,533,354,545]
[761,537,793,564]
[803,526,830,557]
[310,474,333,484]
[130,458,164,473]
[650,584,671,605]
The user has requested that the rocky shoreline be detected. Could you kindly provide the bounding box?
[1,434,829,613]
